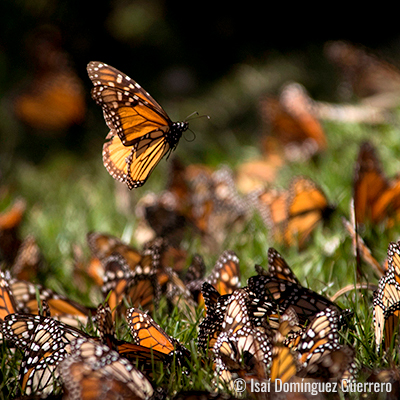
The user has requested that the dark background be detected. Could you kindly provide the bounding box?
[1,0,399,170]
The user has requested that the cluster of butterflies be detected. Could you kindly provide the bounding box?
[0,227,246,399]
[3,39,400,399]
[0,230,363,399]
[198,247,357,394]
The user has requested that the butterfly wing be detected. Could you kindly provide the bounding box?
[2,313,89,396]
[59,338,154,400]
[102,128,173,189]
[284,177,333,247]
[0,271,17,323]
[353,141,388,224]
[87,61,169,144]
[87,61,188,189]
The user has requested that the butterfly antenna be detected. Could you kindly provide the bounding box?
[185,111,211,121]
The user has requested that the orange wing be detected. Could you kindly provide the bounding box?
[87,61,188,189]
[284,177,333,247]
[0,272,17,323]
[353,141,388,224]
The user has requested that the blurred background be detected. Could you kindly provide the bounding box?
[2,0,400,271]
[1,0,400,169]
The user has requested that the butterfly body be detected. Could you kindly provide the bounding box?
[87,61,189,189]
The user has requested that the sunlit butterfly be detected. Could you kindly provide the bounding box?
[2,313,90,397]
[94,303,168,374]
[126,307,190,366]
[59,338,155,400]
[253,176,334,248]
[186,250,241,305]
[87,61,191,189]
[101,253,160,318]
[8,277,94,328]
[353,141,400,226]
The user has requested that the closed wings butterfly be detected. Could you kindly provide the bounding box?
[87,61,190,189]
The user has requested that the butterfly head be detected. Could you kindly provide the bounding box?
[168,121,189,148]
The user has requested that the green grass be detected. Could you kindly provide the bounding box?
[2,55,400,399]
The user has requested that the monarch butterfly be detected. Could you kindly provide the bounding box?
[126,307,190,366]
[197,283,231,352]
[354,141,400,226]
[373,241,400,350]
[254,176,334,248]
[2,313,90,396]
[186,250,241,305]
[269,308,299,385]
[213,289,271,380]
[11,235,43,281]
[295,308,356,382]
[8,277,94,328]
[94,303,169,374]
[87,61,190,189]
[0,271,17,323]
[213,327,270,385]
[324,40,400,102]
[14,28,86,132]
[0,198,26,266]
[14,70,86,132]
[248,251,341,326]
[59,338,155,400]
[266,247,300,284]
[260,82,327,162]
[101,253,160,318]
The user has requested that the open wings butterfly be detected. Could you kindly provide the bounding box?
[87,61,189,189]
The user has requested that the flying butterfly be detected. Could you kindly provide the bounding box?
[87,61,192,189]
